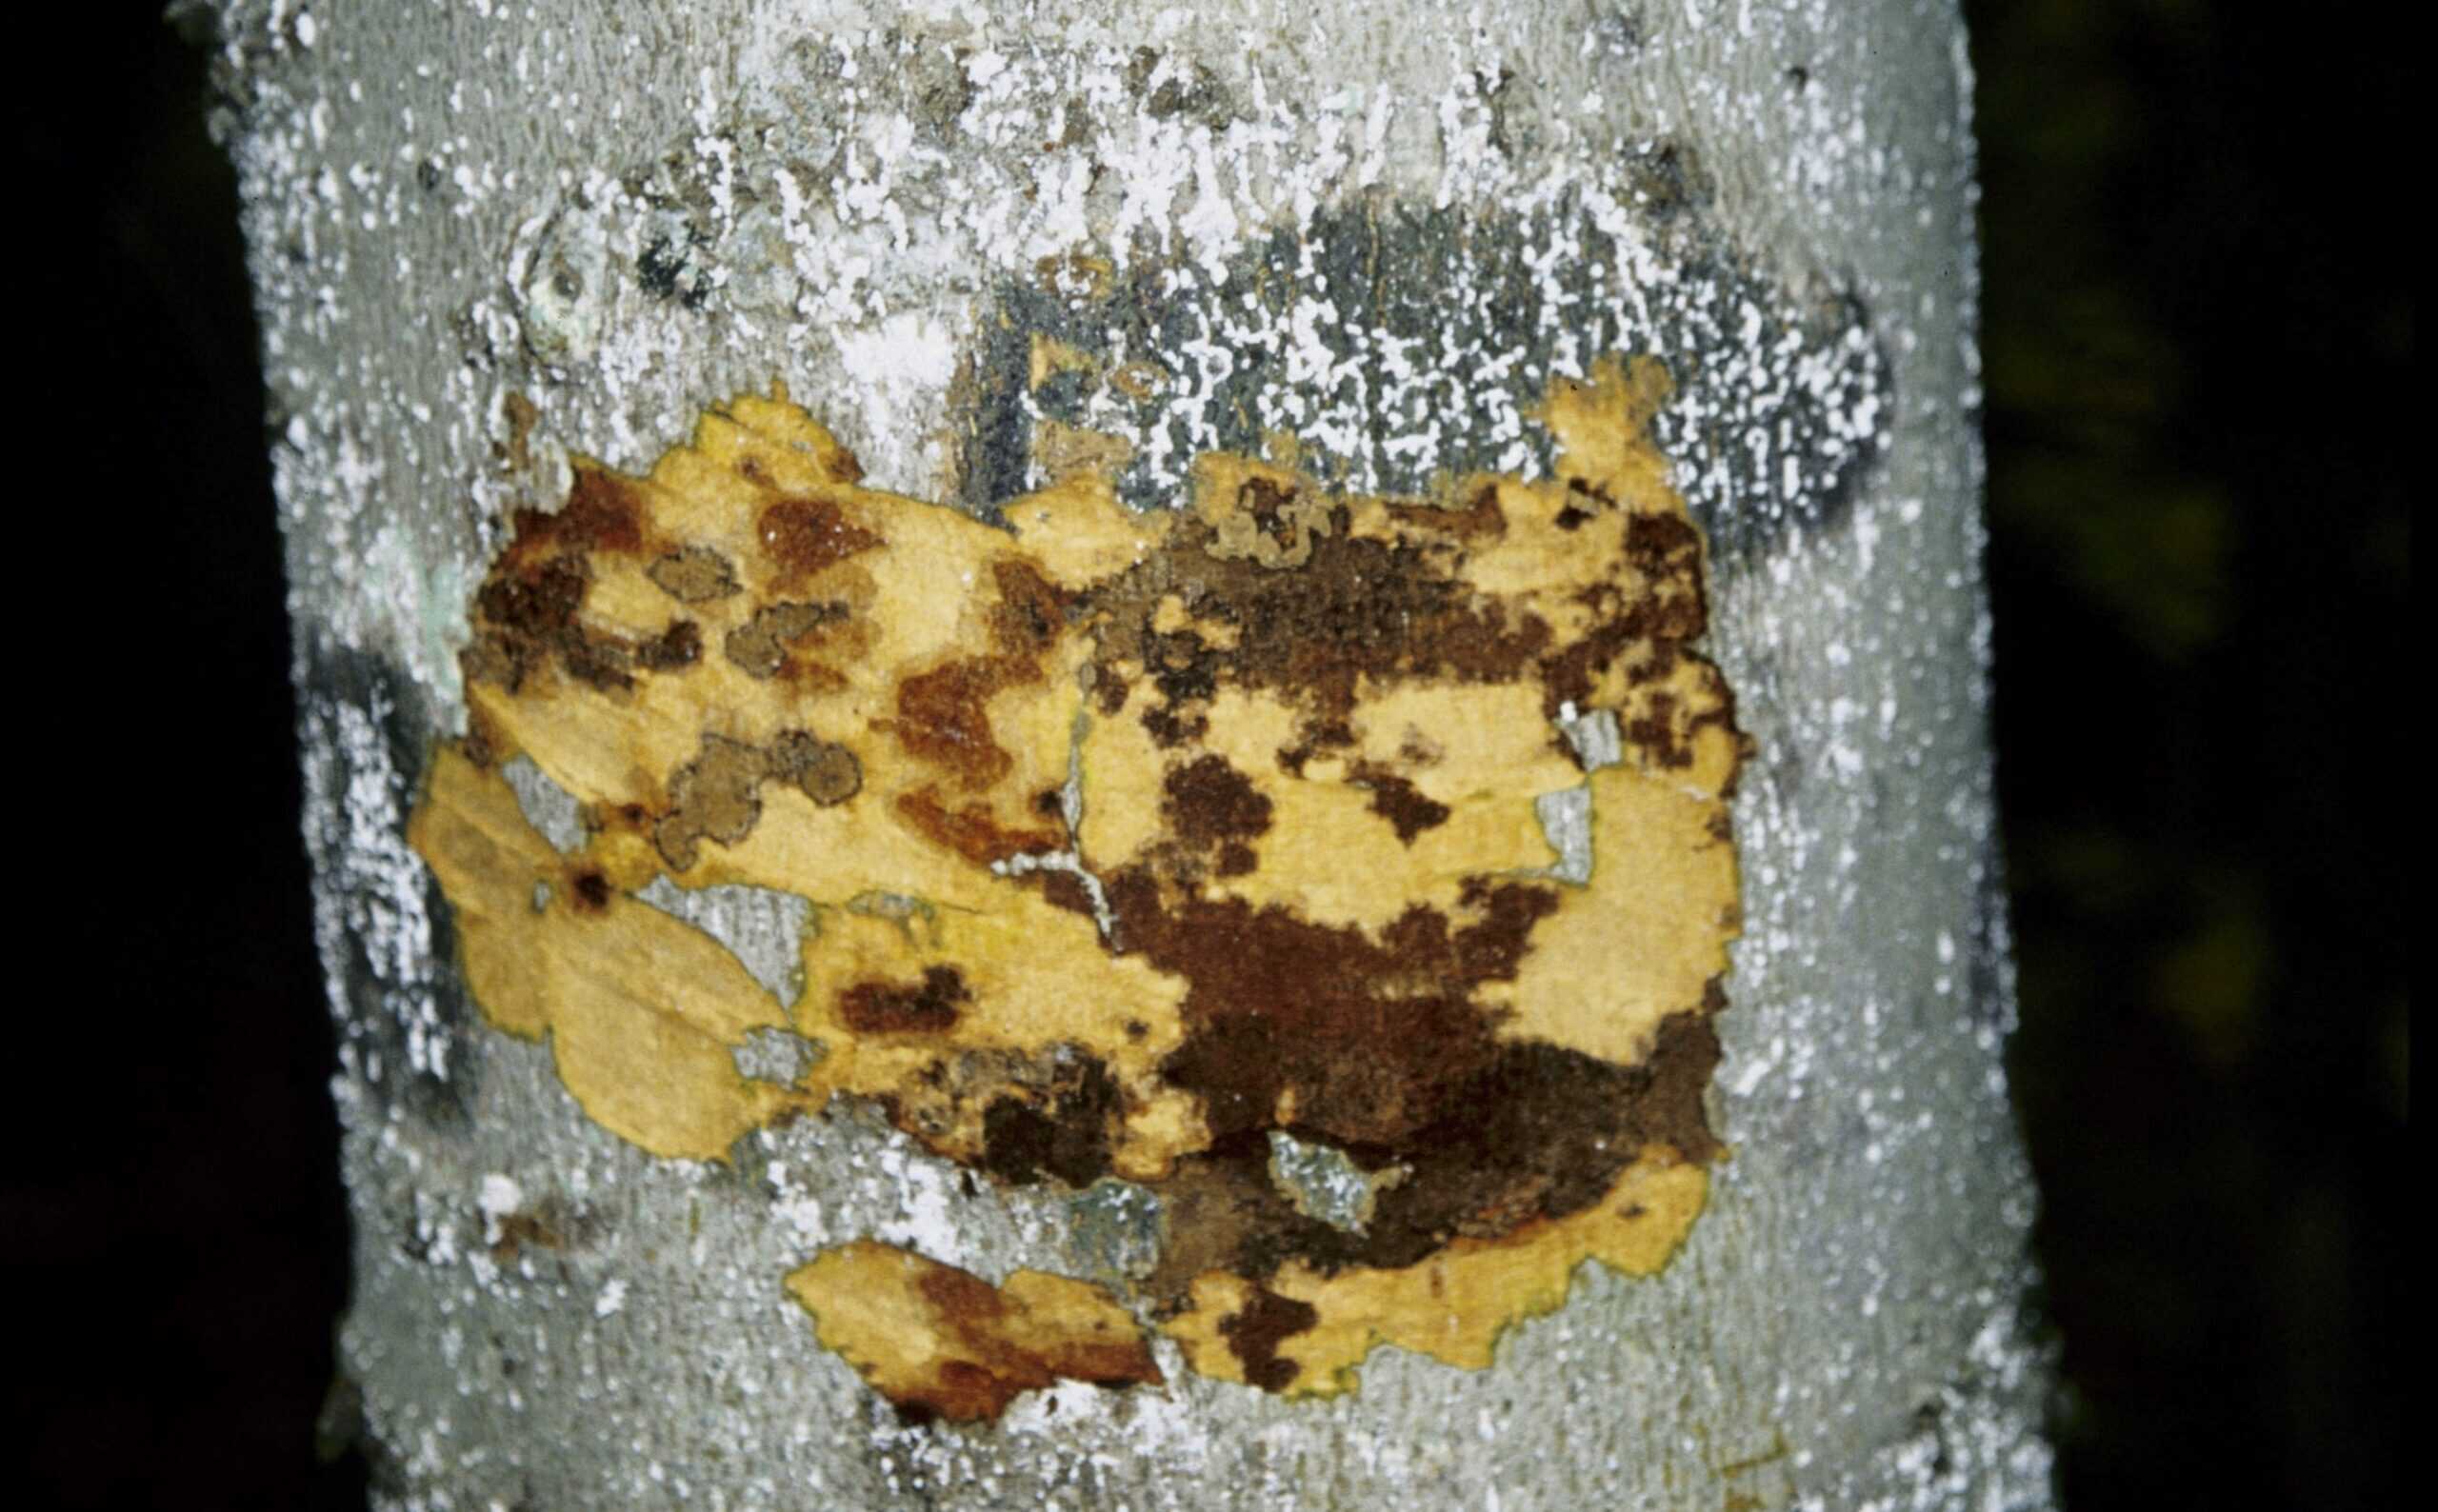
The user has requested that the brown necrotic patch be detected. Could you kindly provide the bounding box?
[635,619,702,671]
[1161,755,1272,877]
[1112,875,1553,1151]
[1094,869,1726,1307]
[1218,1285,1319,1392]
[839,965,970,1034]
[505,466,646,564]
[1348,764,1450,844]
[881,1045,1125,1190]
[463,554,625,693]
[1387,482,1507,541]
[893,788,1065,867]
[892,657,1037,786]
[1129,1015,1722,1311]
[1083,506,1552,744]
[987,558,1073,654]
[976,1053,1122,1188]
[459,475,713,696]
[786,1242,1162,1425]
[758,496,881,580]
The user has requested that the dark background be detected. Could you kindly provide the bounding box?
[6,1,2402,1506]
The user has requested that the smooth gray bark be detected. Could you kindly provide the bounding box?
[206,0,2051,1505]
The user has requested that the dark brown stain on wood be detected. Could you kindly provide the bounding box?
[1219,1285,1319,1392]
[879,1259,1163,1425]
[1162,754,1273,877]
[894,787,1065,866]
[977,1053,1124,1188]
[839,965,970,1034]
[757,496,881,581]
[1349,765,1452,843]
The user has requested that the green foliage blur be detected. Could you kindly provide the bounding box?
[1970,1,2405,1505]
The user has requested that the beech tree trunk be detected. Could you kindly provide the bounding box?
[203,0,2052,1505]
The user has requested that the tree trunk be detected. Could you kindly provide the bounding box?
[203,0,2051,1504]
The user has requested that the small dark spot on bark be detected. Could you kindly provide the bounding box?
[1140,702,1209,749]
[1055,97,1092,149]
[1132,53,1231,124]
[1623,510,1704,568]
[461,712,499,769]
[636,231,709,310]
[1629,139,1715,215]
[568,868,611,912]
[490,1210,564,1262]
[475,556,583,641]
[498,391,540,472]
[905,45,977,133]
[556,636,633,692]
[1239,478,1305,550]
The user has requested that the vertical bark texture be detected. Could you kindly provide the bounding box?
[207,0,2051,1504]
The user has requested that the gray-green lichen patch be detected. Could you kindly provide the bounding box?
[501,753,587,853]
[1533,786,1596,886]
[1531,704,1624,884]
[731,1025,825,1086]
[1059,1179,1168,1287]
[631,875,814,1006]
[1266,1130,1401,1235]
[1557,705,1625,771]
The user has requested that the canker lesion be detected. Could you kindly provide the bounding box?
[408,354,1745,1415]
